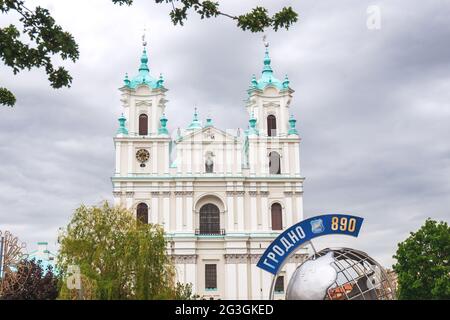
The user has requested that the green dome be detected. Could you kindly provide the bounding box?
[249,46,287,92]
[123,47,164,90]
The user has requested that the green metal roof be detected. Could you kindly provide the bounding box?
[249,47,289,92]
[123,47,164,90]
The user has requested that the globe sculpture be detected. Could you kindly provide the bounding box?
[285,247,396,300]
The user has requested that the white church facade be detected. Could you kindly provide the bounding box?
[111,39,305,299]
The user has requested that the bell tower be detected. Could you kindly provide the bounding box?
[113,33,171,201]
[244,36,301,177]
[119,33,168,137]
[245,36,294,137]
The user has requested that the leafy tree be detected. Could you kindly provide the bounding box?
[112,0,298,33]
[0,0,79,107]
[393,218,450,300]
[57,201,193,300]
[0,259,58,300]
[1,1,297,107]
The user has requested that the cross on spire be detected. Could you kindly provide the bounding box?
[142,28,147,47]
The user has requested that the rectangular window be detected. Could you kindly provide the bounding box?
[205,264,217,290]
[274,276,284,293]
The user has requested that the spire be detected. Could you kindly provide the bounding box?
[123,31,163,89]
[117,113,128,135]
[262,35,273,75]
[187,107,202,130]
[139,29,150,74]
[248,35,284,91]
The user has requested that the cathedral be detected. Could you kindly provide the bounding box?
[112,38,305,299]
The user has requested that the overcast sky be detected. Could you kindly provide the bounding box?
[1,0,449,267]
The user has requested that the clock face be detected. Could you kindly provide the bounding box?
[136,149,150,163]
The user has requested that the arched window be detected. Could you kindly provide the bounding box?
[271,203,282,230]
[139,114,148,135]
[205,152,214,173]
[136,203,148,224]
[269,151,281,174]
[267,115,277,137]
[199,204,220,235]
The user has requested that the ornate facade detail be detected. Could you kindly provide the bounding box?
[171,254,198,264]
[113,191,122,197]
[284,191,293,195]
[125,191,134,197]
[226,191,246,196]
[224,254,262,264]
[151,191,160,196]
[248,191,258,196]
[260,191,269,196]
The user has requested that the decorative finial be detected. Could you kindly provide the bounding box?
[263,34,269,48]
[187,106,202,130]
[117,113,128,135]
[288,114,298,135]
[158,113,169,135]
[142,28,147,47]
[283,74,290,89]
[248,112,259,136]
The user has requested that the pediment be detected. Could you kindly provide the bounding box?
[135,99,152,107]
[178,126,239,144]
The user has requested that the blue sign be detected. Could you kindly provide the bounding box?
[257,214,364,275]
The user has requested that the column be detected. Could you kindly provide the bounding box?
[113,191,121,206]
[235,143,241,174]
[260,137,267,176]
[163,191,170,232]
[296,193,304,221]
[226,144,233,174]
[294,143,300,175]
[285,190,293,229]
[115,141,121,175]
[151,191,159,225]
[236,190,245,231]
[225,263,237,299]
[127,142,133,174]
[186,144,192,174]
[185,182,193,231]
[237,263,248,299]
[249,140,256,175]
[261,270,273,300]
[260,190,269,231]
[177,146,183,174]
[251,263,262,299]
[175,183,183,231]
[152,142,157,174]
[125,191,133,210]
[250,192,258,231]
[283,142,289,175]
[185,262,197,294]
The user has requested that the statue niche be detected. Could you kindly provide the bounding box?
[205,151,214,173]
